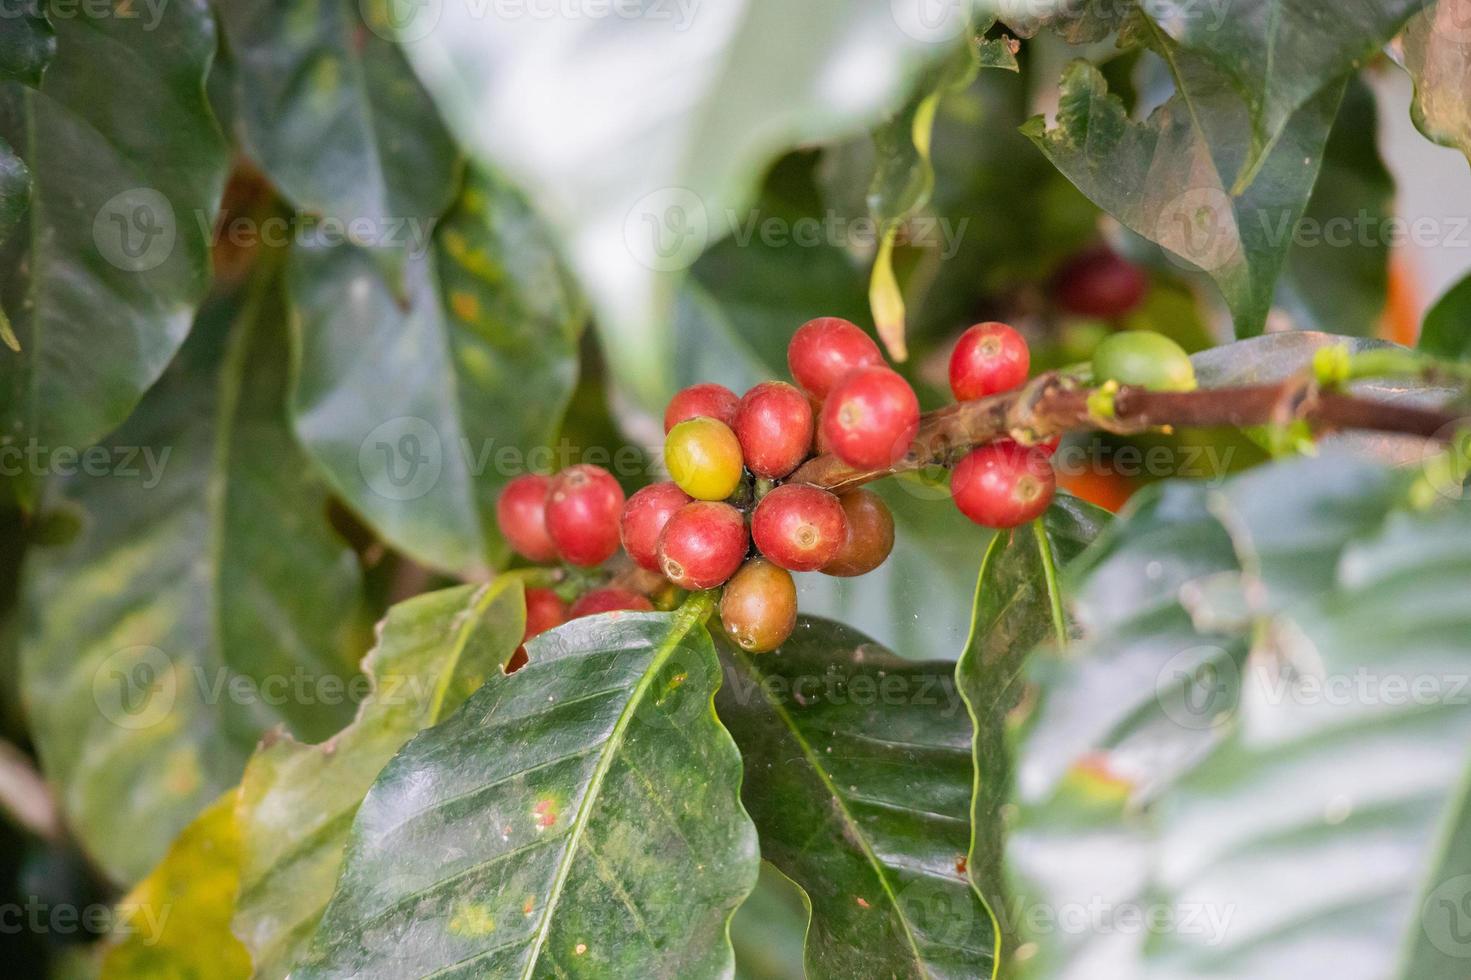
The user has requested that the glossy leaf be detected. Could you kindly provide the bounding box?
[233,579,525,978]
[96,581,526,980]
[1189,330,1388,386]
[294,598,759,978]
[1140,0,1420,190]
[716,620,997,979]
[102,793,251,980]
[0,2,228,505]
[1276,77,1393,336]
[397,0,974,409]
[998,2,1131,44]
[732,864,808,980]
[1403,0,1471,168]
[1024,59,1342,337]
[0,0,54,87]
[956,497,1109,902]
[217,0,459,274]
[1419,272,1471,360]
[1008,454,1471,979]
[22,284,366,884]
[0,135,26,252]
[290,168,584,576]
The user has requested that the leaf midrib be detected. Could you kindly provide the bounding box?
[519,595,714,977]
[731,650,932,976]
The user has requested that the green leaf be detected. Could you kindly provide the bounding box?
[396,0,975,409]
[732,864,808,980]
[22,281,366,884]
[1024,58,1342,338]
[1403,0,1471,168]
[956,498,1110,905]
[1189,330,1392,386]
[294,597,759,978]
[102,793,252,980]
[716,620,998,979]
[1400,757,1471,978]
[1276,77,1393,336]
[217,0,460,275]
[95,581,526,980]
[290,167,584,576]
[1008,453,1471,977]
[0,132,25,261]
[1419,272,1471,360]
[234,580,526,978]
[0,0,54,87]
[999,2,1132,44]
[0,4,228,506]
[1140,0,1420,190]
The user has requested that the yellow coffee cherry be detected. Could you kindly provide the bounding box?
[665,417,744,501]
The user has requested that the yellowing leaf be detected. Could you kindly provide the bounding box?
[101,793,250,980]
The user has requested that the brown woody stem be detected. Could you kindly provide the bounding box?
[789,372,1465,493]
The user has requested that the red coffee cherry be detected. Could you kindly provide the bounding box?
[665,382,740,433]
[496,474,557,562]
[821,489,895,577]
[620,482,692,572]
[545,464,625,566]
[720,559,798,654]
[570,588,655,618]
[788,317,884,399]
[751,484,846,572]
[1053,247,1148,319]
[820,367,920,469]
[949,321,1030,401]
[951,441,1056,529]
[658,501,748,590]
[996,435,1061,457]
[733,381,814,479]
[523,588,569,641]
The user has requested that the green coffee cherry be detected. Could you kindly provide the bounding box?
[1091,330,1197,392]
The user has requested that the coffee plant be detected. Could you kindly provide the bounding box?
[2,1,1471,978]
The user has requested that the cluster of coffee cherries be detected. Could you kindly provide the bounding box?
[496,316,1075,656]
